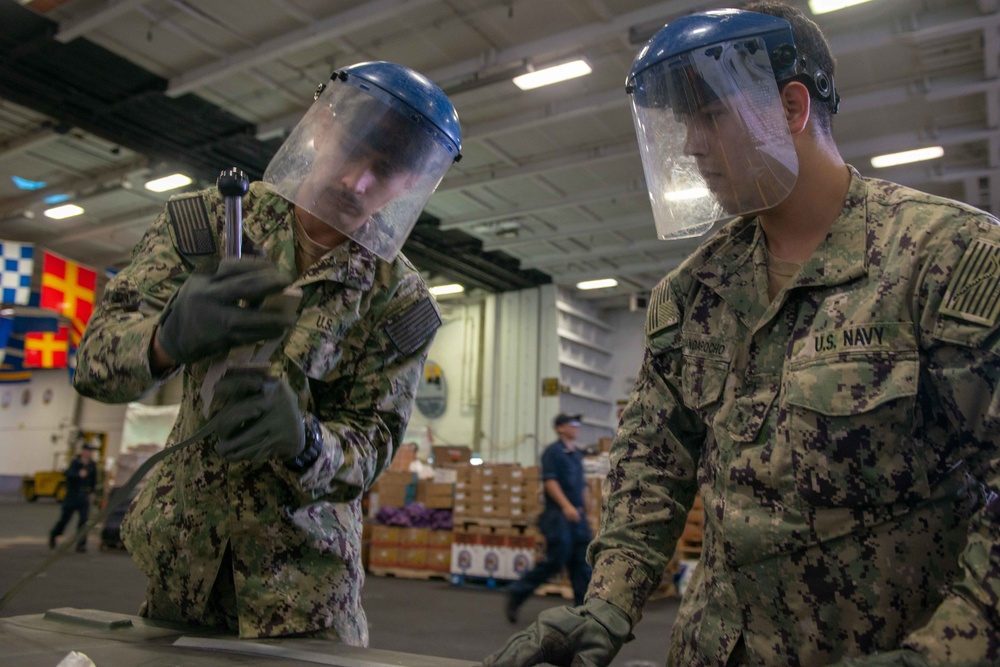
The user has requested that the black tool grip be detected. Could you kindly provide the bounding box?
[217,168,249,197]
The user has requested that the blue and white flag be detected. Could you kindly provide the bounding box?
[0,241,34,306]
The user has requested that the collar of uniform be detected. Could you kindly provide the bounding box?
[689,218,763,328]
[295,238,377,291]
[790,165,869,289]
[691,167,869,293]
[247,183,377,292]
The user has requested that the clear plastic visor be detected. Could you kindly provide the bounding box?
[263,83,455,261]
[629,36,798,240]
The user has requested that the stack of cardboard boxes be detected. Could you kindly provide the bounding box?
[369,525,453,575]
[452,464,543,524]
[449,524,541,583]
[370,470,417,510]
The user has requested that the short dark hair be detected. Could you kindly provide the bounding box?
[742,1,838,134]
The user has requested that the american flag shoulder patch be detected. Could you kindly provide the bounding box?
[167,195,216,256]
[646,281,680,336]
[941,238,1000,326]
[385,297,442,355]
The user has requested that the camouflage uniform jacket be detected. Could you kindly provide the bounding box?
[73,182,440,644]
[587,168,1000,666]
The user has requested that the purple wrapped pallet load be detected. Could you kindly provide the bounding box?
[376,502,453,530]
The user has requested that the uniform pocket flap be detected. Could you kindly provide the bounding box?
[786,355,919,416]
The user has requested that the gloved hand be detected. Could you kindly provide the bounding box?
[480,598,632,667]
[157,258,295,366]
[212,371,306,464]
[830,649,930,666]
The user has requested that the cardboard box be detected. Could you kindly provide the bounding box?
[510,466,540,481]
[388,443,418,472]
[417,481,454,502]
[369,546,398,568]
[371,525,402,545]
[432,445,472,466]
[398,547,428,568]
[378,471,418,486]
[425,548,451,572]
[426,530,453,549]
[432,467,459,484]
[422,495,454,510]
[399,527,430,547]
[375,484,412,508]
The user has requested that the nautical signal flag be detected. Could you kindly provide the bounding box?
[0,314,60,383]
[0,240,34,306]
[40,251,97,346]
[24,326,69,368]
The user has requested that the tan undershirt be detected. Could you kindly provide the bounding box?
[766,249,802,301]
[293,215,334,273]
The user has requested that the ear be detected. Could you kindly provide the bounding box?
[780,81,811,135]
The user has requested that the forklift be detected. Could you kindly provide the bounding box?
[20,452,67,502]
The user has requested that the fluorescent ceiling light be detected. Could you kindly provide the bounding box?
[576,278,619,290]
[513,60,592,91]
[809,0,874,14]
[469,456,484,466]
[44,204,84,219]
[870,146,944,169]
[666,187,710,201]
[429,284,465,296]
[145,173,193,192]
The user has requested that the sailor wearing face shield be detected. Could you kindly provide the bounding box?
[480,3,1000,665]
[74,61,462,644]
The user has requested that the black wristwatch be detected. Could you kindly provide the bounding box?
[286,413,323,473]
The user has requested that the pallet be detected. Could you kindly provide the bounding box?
[368,566,450,581]
[454,518,536,532]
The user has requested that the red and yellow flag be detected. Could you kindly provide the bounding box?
[25,325,69,368]
[41,251,97,345]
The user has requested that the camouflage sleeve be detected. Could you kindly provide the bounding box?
[73,204,190,402]
[294,274,440,499]
[585,276,704,625]
[904,216,1000,662]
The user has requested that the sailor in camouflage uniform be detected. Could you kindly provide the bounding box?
[483,4,1000,666]
[73,62,462,643]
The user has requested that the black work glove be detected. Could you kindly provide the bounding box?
[480,598,632,667]
[212,372,307,465]
[830,650,930,666]
[157,258,295,366]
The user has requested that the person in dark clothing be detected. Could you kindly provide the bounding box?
[505,413,593,623]
[49,443,98,553]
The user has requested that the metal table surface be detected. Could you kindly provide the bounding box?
[1,607,479,666]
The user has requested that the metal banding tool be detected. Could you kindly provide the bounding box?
[217,168,249,259]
